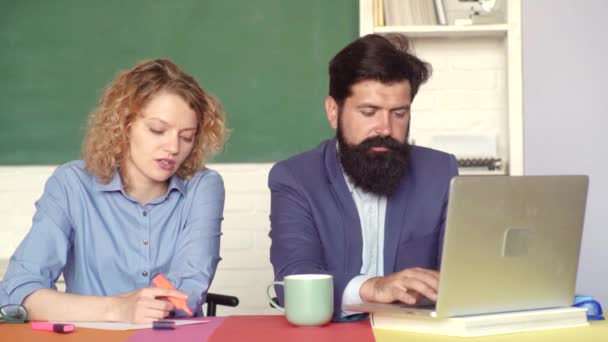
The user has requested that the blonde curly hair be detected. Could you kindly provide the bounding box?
[82,59,226,185]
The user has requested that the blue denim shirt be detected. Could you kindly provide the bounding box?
[0,160,224,316]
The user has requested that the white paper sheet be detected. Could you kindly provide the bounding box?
[51,319,209,330]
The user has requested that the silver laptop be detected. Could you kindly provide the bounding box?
[345,175,589,318]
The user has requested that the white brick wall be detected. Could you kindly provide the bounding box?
[0,164,279,316]
[0,36,507,315]
[409,37,508,160]
[208,164,277,315]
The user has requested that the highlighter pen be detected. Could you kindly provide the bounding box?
[152,273,194,316]
[32,322,76,333]
[153,319,176,330]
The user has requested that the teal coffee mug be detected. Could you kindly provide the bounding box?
[266,274,334,326]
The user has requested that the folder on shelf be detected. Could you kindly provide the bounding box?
[433,0,447,25]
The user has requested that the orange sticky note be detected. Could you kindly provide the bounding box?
[152,274,193,316]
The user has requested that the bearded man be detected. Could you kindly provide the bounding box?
[268,34,458,321]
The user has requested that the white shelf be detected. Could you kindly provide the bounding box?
[373,24,508,38]
[359,0,523,175]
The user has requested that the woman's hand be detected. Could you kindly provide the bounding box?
[110,287,188,323]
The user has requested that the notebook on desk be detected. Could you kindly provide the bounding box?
[345,175,589,318]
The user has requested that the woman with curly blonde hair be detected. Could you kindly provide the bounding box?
[0,59,227,323]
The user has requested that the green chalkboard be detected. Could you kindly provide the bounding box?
[0,1,358,164]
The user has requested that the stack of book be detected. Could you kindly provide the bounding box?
[345,303,589,337]
[427,133,503,172]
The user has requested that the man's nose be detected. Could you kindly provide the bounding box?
[374,112,392,137]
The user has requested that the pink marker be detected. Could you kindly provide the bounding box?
[31,322,76,333]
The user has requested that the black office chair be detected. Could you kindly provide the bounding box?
[204,292,239,316]
[269,296,280,309]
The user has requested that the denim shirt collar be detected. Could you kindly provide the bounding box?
[96,171,186,197]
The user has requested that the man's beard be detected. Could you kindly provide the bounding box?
[337,125,410,197]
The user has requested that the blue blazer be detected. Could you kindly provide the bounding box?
[268,139,458,320]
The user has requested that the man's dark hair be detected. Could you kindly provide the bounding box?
[328,34,431,106]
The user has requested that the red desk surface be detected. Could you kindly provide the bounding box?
[209,315,375,342]
[3,315,608,341]
[0,316,374,342]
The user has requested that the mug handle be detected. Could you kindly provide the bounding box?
[266,281,285,312]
